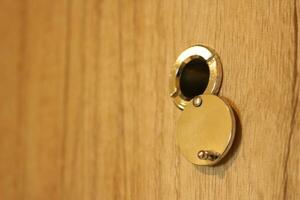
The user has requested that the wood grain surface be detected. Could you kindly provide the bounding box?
[0,0,299,199]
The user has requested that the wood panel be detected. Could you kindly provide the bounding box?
[0,0,299,199]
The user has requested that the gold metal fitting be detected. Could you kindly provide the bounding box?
[169,45,223,110]
[171,45,236,166]
[176,95,236,166]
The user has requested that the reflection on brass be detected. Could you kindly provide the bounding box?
[170,45,222,110]
[176,95,235,166]
[192,96,202,107]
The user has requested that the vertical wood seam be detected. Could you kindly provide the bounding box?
[61,0,71,198]
[17,0,29,199]
[283,0,299,199]
[115,0,127,199]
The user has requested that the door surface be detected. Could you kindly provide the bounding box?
[0,0,300,199]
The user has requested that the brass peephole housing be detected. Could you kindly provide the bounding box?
[170,44,236,166]
[169,45,223,110]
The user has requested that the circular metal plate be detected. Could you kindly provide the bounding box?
[170,45,223,110]
[176,95,235,166]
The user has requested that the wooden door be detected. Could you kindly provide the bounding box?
[0,0,299,199]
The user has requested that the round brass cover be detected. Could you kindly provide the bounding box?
[170,45,223,110]
[176,95,235,166]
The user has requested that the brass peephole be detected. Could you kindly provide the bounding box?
[170,44,236,166]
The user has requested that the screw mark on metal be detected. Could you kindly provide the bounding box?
[197,150,220,161]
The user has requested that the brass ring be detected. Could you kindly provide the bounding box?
[169,44,223,110]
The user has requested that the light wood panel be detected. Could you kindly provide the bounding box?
[0,0,299,199]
